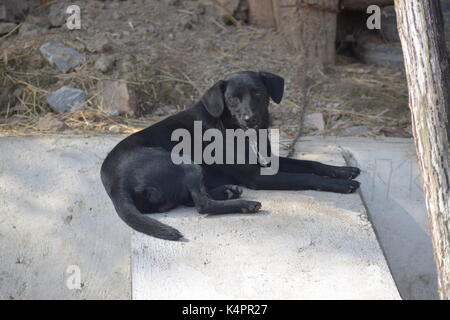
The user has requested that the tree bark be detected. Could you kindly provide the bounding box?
[248,0,276,28]
[273,0,339,66]
[395,0,450,299]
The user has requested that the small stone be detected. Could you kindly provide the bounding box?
[86,34,112,53]
[47,86,87,113]
[325,102,340,109]
[304,113,325,132]
[64,215,73,225]
[18,22,48,38]
[97,80,137,116]
[178,15,196,30]
[380,127,412,138]
[94,54,116,73]
[0,22,17,35]
[36,114,69,131]
[40,41,85,73]
[48,2,69,27]
[108,125,123,134]
[0,1,36,23]
[343,125,370,135]
[119,54,135,75]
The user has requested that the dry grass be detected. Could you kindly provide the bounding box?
[0,46,410,137]
[305,61,410,136]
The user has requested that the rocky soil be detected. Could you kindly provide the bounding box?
[0,0,410,139]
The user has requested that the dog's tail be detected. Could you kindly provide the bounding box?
[110,186,184,241]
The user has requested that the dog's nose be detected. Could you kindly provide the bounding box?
[245,115,257,126]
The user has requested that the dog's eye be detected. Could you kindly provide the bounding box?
[252,90,262,97]
[227,96,240,105]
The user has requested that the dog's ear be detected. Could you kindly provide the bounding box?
[201,80,227,118]
[259,71,284,104]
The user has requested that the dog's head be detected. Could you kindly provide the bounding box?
[201,71,284,129]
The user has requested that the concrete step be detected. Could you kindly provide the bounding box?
[294,137,438,299]
[0,136,400,299]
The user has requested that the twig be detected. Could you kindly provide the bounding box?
[0,23,23,40]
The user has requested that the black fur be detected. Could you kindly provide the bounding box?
[100,71,360,241]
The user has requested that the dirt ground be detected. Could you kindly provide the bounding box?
[0,0,411,139]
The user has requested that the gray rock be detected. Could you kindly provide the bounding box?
[47,86,86,113]
[119,54,135,75]
[108,125,123,134]
[86,34,112,53]
[343,125,370,135]
[94,54,116,73]
[0,0,36,22]
[0,22,17,35]
[48,2,67,27]
[304,113,325,132]
[40,41,85,73]
[36,114,69,131]
[19,22,48,38]
[97,80,137,116]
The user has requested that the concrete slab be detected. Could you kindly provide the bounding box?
[294,137,439,300]
[132,144,400,299]
[0,135,401,300]
[0,136,130,299]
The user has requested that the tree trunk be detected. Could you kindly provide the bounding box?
[340,0,393,10]
[248,0,276,28]
[273,0,339,66]
[395,0,450,300]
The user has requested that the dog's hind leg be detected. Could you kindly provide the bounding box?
[191,190,261,215]
[182,164,260,214]
[208,185,243,200]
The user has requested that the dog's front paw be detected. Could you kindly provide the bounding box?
[241,201,262,213]
[332,166,361,180]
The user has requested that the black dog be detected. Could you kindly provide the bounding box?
[100,71,360,241]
